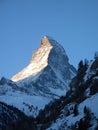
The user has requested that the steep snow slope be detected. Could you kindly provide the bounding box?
[0,78,52,117]
[0,84,51,117]
[47,94,98,130]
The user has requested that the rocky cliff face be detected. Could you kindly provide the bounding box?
[11,36,76,93]
[11,36,76,83]
[11,36,52,81]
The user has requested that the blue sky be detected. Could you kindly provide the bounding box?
[0,0,98,79]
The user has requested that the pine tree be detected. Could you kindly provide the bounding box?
[73,104,78,116]
[84,106,87,114]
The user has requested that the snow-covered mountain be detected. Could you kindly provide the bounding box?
[0,36,76,118]
[0,36,97,130]
[11,36,76,83]
[11,36,76,96]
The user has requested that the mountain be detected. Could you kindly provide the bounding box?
[11,36,76,83]
[0,36,76,118]
[11,36,76,96]
[0,36,97,130]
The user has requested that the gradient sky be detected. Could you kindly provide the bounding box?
[0,0,98,79]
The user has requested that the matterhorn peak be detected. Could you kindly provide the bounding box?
[11,36,76,82]
[30,36,52,64]
[40,36,51,47]
[11,36,53,82]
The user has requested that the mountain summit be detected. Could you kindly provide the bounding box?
[11,36,53,81]
[11,36,76,83]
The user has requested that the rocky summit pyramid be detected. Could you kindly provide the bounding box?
[11,36,76,94]
[11,36,76,82]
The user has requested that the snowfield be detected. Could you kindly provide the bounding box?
[0,84,52,117]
